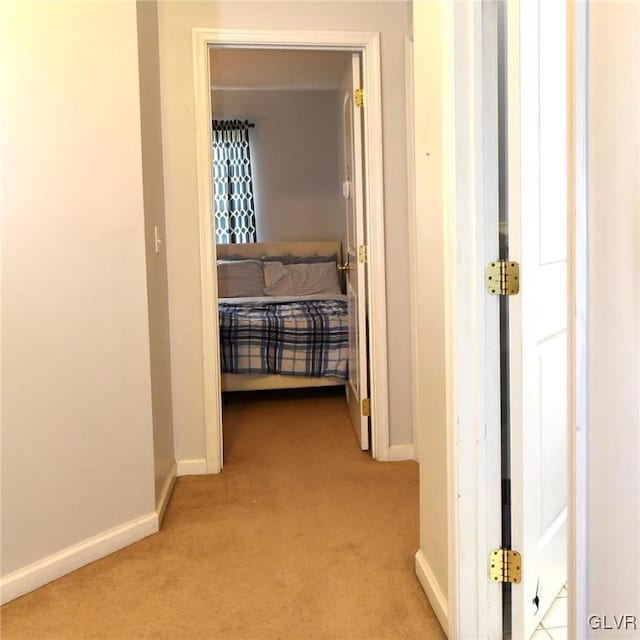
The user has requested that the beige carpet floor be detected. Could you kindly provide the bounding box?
[1,388,444,640]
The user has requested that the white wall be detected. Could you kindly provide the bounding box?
[411,0,450,627]
[211,89,344,247]
[0,0,156,591]
[137,0,176,508]
[587,2,640,635]
[157,0,414,462]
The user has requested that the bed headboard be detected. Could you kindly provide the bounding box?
[216,240,342,263]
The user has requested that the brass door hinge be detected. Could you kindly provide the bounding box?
[486,260,520,295]
[361,398,371,416]
[489,549,522,583]
[354,88,364,108]
[358,245,367,264]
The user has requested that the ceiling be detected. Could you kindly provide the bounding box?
[209,48,352,90]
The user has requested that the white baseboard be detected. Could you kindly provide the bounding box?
[1,461,179,606]
[156,461,177,525]
[389,443,416,461]
[176,458,208,476]
[0,512,158,605]
[415,549,449,637]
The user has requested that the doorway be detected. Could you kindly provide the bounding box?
[192,29,391,473]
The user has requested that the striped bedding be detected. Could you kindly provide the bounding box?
[219,294,348,379]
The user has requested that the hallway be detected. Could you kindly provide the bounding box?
[1,389,443,640]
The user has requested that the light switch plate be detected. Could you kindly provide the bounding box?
[154,226,163,254]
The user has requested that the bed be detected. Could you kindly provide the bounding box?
[216,241,348,392]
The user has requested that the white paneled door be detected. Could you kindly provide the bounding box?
[507,1,569,637]
[342,53,369,450]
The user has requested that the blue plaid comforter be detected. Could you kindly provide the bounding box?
[219,298,348,378]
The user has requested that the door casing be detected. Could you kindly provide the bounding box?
[411,1,586,638]
[192,28,391,472]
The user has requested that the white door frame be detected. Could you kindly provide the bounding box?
[413,1,586,637]
[192,28,391,472]
[445,3,504,637]
[412,2,503,636]
[567,1,588,636]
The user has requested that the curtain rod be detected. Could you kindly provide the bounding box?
[212,119,255,130]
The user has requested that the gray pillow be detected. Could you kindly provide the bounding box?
[263,261,342,296]
[216,259,264,298]
[261,253,337,265]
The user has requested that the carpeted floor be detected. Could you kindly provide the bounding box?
[0,388,444,640]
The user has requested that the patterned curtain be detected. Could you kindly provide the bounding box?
[212,120,257,244]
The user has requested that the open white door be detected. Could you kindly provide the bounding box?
[507,1,568,637]
[341,53,369,450]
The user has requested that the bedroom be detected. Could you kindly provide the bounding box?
[209,46,374,455]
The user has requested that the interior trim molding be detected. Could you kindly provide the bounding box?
[415,549,449,637]
[176,458,208,476]
[156,461,177,525]
[388,444,416,462]
[0,513,158,605]
[404,34,421,468]
[193,27,391,470]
